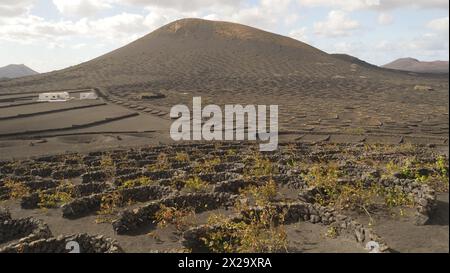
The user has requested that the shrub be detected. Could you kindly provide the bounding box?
[244,153,278,177]
[193,157,221,174]
[175,152,190,163]
[183,176,209,193]
[148,153,171,171]
[4,179,29,199]
[201,206,288,253]
[118,177,154,190]
[96,191,123,223]
[241,179,278,206]
[154,205,196,233]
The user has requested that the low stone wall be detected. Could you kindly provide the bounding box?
[377,178,436,225]
[61,194,102,219]
[0,207,11,221]
[0,216,52,245]
[113,192,237,234]
[81,171,108,183]
[62,185,172,219]
[213,179,258,193]
[198,172,241,184]
[119,185,172,203]
[298,176,437,226]
[0,179,61,200]
[61,193,104,219]
[52,168,85,180]
[21,182,108,209]
[182,201,390,253]
[0,233,122,253]
[114,172,142,186]
[213,174,306,194]
[115,167,140,177]
[212,163,245,173]
[142,170,175,180]
[30,167,53,177]
[23,179,60,191]
[243,202,388,249]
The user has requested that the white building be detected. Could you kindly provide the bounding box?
[80,92,98,100]
[38,92,70,102]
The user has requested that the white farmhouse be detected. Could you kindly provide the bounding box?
[80,92,98,100]
[38,92,70,102]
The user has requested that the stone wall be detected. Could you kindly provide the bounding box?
[62,185,172,219]
[182,201,390,253]
[113,192,237,234]
[0,216,51,245]
[0,233,122,253]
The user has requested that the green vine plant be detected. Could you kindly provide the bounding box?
[154,205,196,234]
[4,178,30,200]
[201,205,288,253]
[38,182,75,209]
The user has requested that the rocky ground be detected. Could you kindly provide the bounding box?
[0,142,448,253]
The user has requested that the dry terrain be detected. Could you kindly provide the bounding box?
[0,19,448,253]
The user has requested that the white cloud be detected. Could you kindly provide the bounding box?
[314,10,360,37]
[378,12,393,25]
[298,0,448,11]
[298,0,379,11]
[0,15,87,43]
[52,0,115,17]
[0,0,35,17]
[381,0,449,10]
[143,6,200,30]
[289,27,308,42]
[121,0,243,12]
[230,7,278,30]
[0,12,151,45]
[200,0,297,32]
[374,28,449,62]
[427,16,449,33]
[92,13,147,38]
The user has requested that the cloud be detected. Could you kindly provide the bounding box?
[0,0,35,17]
[375,19,449,62]
[332,41,364,53]
[121,0,243,12]
[378,12,393,25]
[427,16,449,33]
[199,0,297,32]
[0,12,151,45]
[298,0,379,11]
[0,15,87,43]
[314,10,360,37]
[52,0,115,17]
[297,0,448,11]
[289,27,308,42]
[92,12,147,38]
[380,0,449,10]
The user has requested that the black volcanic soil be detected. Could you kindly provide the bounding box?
[0,19,447,147]
[383,58,449,74]
[0,142,448,253]
[0,19,448,253]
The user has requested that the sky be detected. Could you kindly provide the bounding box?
[0,0,448,73]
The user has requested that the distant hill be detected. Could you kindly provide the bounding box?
[0,64,38,79]
[331,54,381,70]
[382,58,449,74]
[0,18,446,95]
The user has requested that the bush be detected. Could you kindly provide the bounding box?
[201,206,288,253]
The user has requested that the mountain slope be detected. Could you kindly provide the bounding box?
[0,18,404,93]
[0,64,38,79]
[0,18,445,96]
[383,58,449,74]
